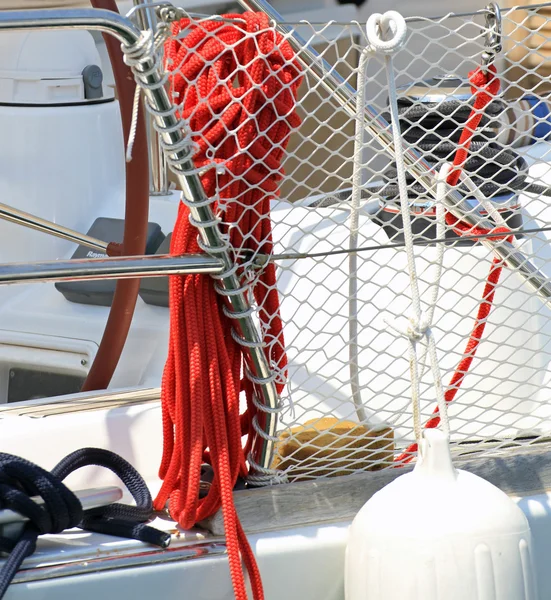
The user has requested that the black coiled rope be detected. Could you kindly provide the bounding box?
[379,96,551,199]
[0,448,170,598]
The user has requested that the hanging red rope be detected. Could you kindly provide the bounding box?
[154,13,302,600]
[397,64,512,463]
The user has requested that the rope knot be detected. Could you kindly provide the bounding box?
[406,314,430,342]
[366,11,407,54]
[385,312,430,343]
[468,64,500,99]
[445,213,512,244]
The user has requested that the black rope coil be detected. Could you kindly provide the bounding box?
[0,449,170,599]
[379,97,550,199]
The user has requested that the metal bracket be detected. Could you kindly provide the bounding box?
[126,2,175,26]
[481,2,503,69]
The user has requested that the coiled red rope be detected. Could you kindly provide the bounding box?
[154,13,302,600]
[397,65,512,463]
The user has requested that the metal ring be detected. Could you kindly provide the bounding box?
[481,2,502,67]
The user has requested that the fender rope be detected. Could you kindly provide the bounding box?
[154,13,302,600]
[397,64,513,463]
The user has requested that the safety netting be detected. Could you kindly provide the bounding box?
[160,3,551,484]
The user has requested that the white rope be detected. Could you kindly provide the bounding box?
[126,84,142,163]
[460,172,521,249]
[349,39,373,425]
[124,21,175,163]
[367,11,449,452]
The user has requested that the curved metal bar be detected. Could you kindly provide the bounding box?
[0,8,140,45]
[126,22,282,479]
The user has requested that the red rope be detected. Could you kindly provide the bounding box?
[154,13,302,600]
[396,65,511,463]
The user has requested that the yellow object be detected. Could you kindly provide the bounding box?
[272,417,394,481]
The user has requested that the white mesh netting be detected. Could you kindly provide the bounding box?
[162,4,551,482]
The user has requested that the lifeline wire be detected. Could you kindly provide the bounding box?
[261,223,551,262]
[283,2,551,26]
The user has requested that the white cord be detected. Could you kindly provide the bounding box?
[365,12,407,55]
[126,84,142,163]
[460,172,520,249]
[124,21,174,164]
[367,11,449,452]
[349,40,373,425]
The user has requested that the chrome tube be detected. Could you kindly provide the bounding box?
[0,253,223,284]
[0,8,281,477]
[236,0,551,306]
[0,201,108,253]
[0,386,161,417]
[0,8,140,41]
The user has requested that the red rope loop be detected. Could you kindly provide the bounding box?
[445,66,508,241]
[156,13,302,600]
[397,64,509,464]
[446,65,501,188]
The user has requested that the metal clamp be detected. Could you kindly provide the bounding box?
[481,2,502,69]
[126,2,175,27]
[156,5,187,23]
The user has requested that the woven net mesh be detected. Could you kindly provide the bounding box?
[164,4,551,482]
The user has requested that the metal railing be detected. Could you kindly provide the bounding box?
[0,254,222,285]
[0,201,112,254]
[0,7,282,481]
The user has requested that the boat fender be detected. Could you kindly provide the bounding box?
[345,428,538,600]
